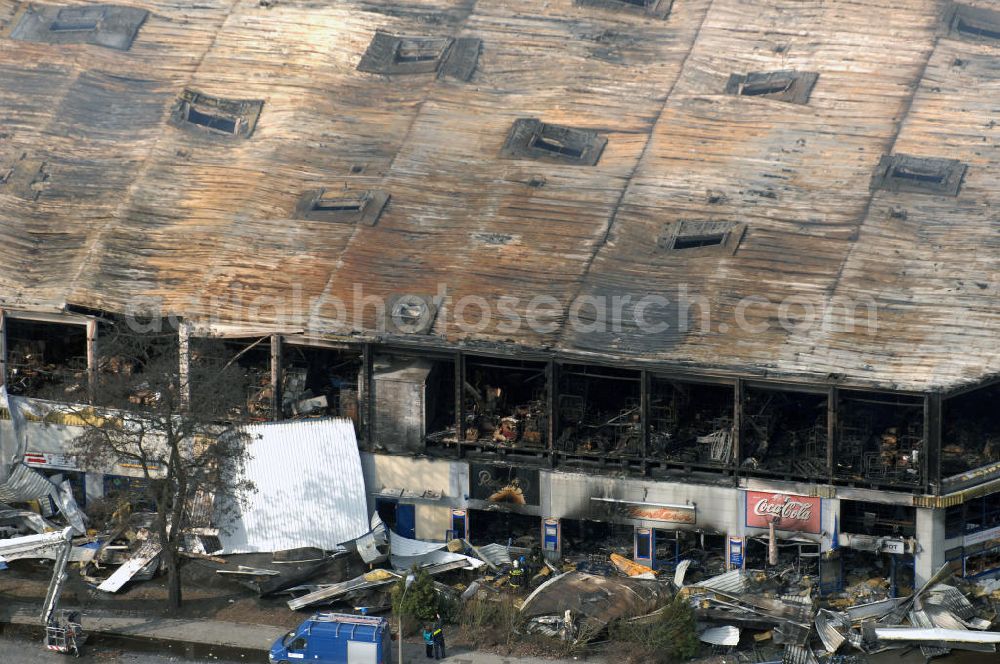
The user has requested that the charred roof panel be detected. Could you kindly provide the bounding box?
[438,37,481,81]
[10,3,148,51]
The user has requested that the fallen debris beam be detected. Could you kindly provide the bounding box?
[873,627,1000,644]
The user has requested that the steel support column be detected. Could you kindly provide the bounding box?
[640,369,650,475]
[733,378,744,481]
[0,309,6,390]
[361,343,373,451]
[925,392,942,495]
[827,387,838,482]
[454,351,464,458]
[270,334,283,421]
[547,360,557,468]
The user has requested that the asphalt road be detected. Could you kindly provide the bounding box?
[0,632,234,664]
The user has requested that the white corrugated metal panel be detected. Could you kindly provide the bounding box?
[0,463,55,502]
[700,626,740,646]
[217,418,369,554]
[388,528,445,557]
[98,540,162,593]
[692,569,748,594]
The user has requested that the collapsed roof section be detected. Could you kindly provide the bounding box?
[0,0,994,392]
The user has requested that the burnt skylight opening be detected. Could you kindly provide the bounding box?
[313,194,365,212]
[673,234,725,250]
[530,134,584,159]
[358,32,482,80]
[169,90,264,140]
[575,0,673,19]
[740,76,794,97]
[500,119,607,166]
[11,4,148,51]
[395,38,446,63]
[947,4,1000,43]
[50,7,103,32]
[871,154,967,196]
[658,221,745,254]
[725,70,819,105]
[185,106,238,135]
[294,189,390,225]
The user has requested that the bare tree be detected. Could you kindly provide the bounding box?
[70,320,254,611]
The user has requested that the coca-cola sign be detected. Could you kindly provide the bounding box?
[745,491,821,534]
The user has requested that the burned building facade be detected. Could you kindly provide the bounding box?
[0,0,998,595]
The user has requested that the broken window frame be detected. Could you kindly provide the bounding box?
[946,3,1000,43]
[647,376,735,471]
[49,6,105,32]
[356,32,483,80]
[294,189,390,225]
[834,391,926,490]
[500,119,608,167]
[10,4,148,52]
[725,70,819,105]
[555,363,643,465]
[740,384,829,479]
[574,0,673,19]
[657,220,745,255]
[457,355,550,454]
[870,154,967,197]
[169,90,264,140]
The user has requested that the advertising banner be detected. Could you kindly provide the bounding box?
[745,491,821,534]
[470,463,540,506]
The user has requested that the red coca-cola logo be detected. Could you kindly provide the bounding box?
[746,491,821,533]
[753,495,813,521]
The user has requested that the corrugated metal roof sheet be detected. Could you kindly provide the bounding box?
[0,463,55,503]
[692,569,749,594]
[217,418,369,554]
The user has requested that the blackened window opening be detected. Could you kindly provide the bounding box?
[741,77,794,97]
[891,165,947,185]
[530,135,584,159]
[956,17,1000,41]
[674,234,725,249]
[395,41,444,63]
[50,17,99,32]
[186,106,237,135]
[313,195,365,213]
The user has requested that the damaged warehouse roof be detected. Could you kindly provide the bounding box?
[0,0,997,392]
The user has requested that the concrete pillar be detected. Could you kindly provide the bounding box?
[914,506,946,586]
[84,472,105,504]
